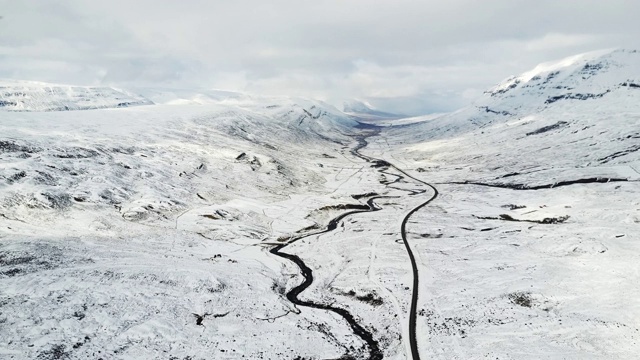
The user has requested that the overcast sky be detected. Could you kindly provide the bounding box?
[1,0,638,114]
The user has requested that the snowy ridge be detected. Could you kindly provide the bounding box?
[185,96,357,145]
[132,87,251,106]
[482,48,640,114]
[0,80,153,111]
[486,48,617,96]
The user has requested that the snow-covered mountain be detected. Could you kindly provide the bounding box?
[0,80,154,111]
[390,48,640,185]
[343,99,405,119]
[482,48,640,116]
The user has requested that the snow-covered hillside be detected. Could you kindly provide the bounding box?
[363,48,640,358]
[0,80,153,111]
[0,95,355,224]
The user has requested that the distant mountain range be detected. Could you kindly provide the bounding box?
[342,99,406,119]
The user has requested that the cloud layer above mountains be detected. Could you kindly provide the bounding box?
[1,0,638,114]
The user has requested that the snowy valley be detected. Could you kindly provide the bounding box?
[1,49,639,360]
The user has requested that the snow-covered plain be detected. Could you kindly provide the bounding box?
[1,49,639,359]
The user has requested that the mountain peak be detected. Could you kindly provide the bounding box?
[475,48,640,116]
[485,48,639,99]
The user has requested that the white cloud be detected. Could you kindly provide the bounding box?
[524,33,602,52]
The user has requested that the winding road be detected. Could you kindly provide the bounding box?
[354,130,439,360]
[270,128,438,360]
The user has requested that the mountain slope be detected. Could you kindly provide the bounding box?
[0,96,356,223]
[388,48,640,185]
